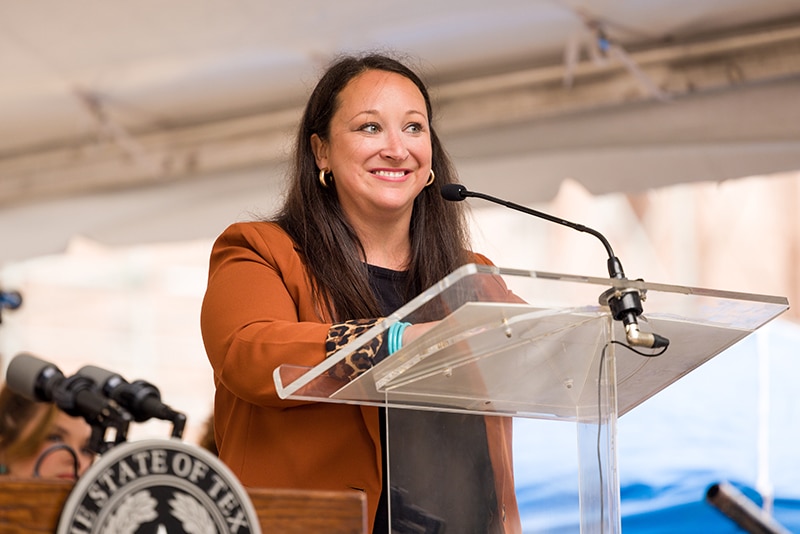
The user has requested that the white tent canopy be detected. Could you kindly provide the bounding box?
[1,0,800,264]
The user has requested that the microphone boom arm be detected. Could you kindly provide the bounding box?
[464,189,625,278]
[441,183,668,350]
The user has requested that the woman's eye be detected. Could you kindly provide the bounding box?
[45,433,65,443]
[406,123,423,133]
[360,123,380,133]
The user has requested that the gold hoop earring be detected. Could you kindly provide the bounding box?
[426,169,435,187]
[319,168,332,188]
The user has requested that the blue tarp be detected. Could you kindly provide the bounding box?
[514,319,800,532]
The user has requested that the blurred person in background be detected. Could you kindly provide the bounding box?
[0,383,94,480]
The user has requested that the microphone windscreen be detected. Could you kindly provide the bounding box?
[77,365,118,389]
[0,290,22,310]
[440,183,467,201]
[6,353,51,400]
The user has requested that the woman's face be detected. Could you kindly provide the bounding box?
[7,409,94,480]
[311,69,433,226]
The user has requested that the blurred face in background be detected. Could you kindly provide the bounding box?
[5,407,94,480]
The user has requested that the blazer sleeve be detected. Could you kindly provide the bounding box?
[200,222,335,408]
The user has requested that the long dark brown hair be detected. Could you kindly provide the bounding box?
[275,53,471,321]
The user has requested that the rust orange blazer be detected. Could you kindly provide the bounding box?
[201,221,521,533]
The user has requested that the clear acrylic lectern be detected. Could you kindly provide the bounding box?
[274,264,788,533]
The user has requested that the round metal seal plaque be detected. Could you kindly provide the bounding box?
[57,438,261,534]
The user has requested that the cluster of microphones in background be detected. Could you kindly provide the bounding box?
[6,353,186,455]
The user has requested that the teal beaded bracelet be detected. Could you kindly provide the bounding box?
[387,321,411,355]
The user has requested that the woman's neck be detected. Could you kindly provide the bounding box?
[351,217,412,271]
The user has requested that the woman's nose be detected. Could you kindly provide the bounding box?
[76,456,92,476]
[74,450,94,476]
[380,130,409,161]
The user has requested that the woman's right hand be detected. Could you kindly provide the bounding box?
[401,321,439,347]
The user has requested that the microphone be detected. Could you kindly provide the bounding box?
[0,290,22,310]
[77,365,186,438]
[707,482,791,534]
[6,353,132,427]
[0,289,22,324]
[441,183,669,349]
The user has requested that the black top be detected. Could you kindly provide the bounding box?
[367,265,499,534]
[367,264,408,315]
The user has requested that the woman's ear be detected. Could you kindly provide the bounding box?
[310,134,329,170]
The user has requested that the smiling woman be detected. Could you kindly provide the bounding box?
[200,52,521,533]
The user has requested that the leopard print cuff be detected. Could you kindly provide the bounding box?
[326,318,389,381]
